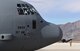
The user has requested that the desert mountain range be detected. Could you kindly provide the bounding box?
[60,20,80,41]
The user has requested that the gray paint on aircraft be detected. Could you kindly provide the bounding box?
[0,0,63,51]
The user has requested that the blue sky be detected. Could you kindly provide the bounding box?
[22,0,80,24]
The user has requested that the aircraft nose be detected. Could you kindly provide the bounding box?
[41,24,63,42]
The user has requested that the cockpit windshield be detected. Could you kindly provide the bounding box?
[17,4,36,15]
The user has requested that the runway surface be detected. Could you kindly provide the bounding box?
[36,43,80,51]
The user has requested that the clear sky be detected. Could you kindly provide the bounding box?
[22,0,80,24]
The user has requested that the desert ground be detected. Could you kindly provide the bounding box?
[36,42,80,51]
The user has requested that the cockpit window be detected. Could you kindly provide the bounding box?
[30,8,36,15]
[22,4,25,7]
[23,8,30,15]
[17,8,24,15]
[17,4,36,15]
[17,4,21,7]
[25,4,29,7]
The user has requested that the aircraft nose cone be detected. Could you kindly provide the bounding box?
[41,24,63,42]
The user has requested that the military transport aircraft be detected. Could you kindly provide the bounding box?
[0,0,71,51]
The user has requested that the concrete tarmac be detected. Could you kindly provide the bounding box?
[36,43,80,51]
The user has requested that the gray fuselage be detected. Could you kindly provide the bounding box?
[0,0,63,51]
